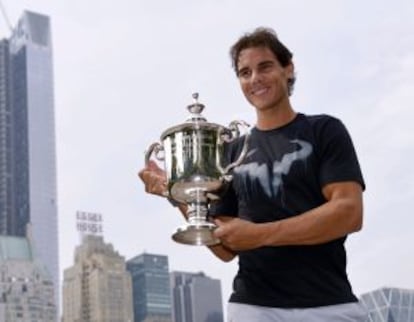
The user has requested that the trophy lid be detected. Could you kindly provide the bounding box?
[160,92,225,139]
[186,93,207,122]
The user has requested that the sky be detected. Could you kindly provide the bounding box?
[1,0,414,312]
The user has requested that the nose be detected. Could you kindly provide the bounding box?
[250,69,262,84]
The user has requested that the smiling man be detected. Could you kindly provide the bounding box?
[210,27,367,322]
[138,27,368,322]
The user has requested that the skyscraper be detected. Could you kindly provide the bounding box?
[360,287,414,321]
[126,253,173,322]
[170,271,224,322]
[0,10,58,306]
[62,235,134,322]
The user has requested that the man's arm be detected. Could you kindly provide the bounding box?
[213,181,363,250]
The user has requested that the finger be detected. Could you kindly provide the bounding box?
[138,166,155,180]
[146,160,157,169]
[147,160,162,172]
[149,178,168,196]
[137,168,146,180]
[213,225,223,238]
[139,168,164,185]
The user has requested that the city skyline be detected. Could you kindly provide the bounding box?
[1,0,413,314]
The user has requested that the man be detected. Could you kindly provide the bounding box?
[139,27,367,321]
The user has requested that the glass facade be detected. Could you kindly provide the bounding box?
[360,287,414,321]
[170,271,224,322]
[0,39,11,234]
[0,10,58,311]
[127,253,173,322]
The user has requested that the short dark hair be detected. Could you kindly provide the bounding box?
[230,27,296,95]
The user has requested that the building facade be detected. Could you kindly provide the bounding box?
[0,38,11,233]
[62,235,134,322]
[360,287,414,321]
[170,271,223,322]
[0,10,59,307]
[127,253,173,322]
[0,233,57,321]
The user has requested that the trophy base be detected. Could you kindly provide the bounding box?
[172,223,220,246]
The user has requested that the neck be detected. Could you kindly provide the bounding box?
[255,102,297,130]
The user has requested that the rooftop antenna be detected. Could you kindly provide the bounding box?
[0,0,13,32]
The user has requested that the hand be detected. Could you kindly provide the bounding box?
[138,160,168,197]
[213,217,265,251]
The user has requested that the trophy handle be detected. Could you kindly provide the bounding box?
[217,120,250,177]
[144,142,165,166]
[144,142,169,197]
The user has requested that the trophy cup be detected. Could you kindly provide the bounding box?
[145,93,249,246]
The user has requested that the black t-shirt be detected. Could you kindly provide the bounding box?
[209,113,365,308]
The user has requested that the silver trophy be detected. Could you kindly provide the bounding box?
[145,93,249,246]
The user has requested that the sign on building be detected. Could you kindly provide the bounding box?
[76,211,103,237]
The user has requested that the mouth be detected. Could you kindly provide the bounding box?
[251,86,269,97]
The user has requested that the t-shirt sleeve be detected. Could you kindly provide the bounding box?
[317,117,365,190]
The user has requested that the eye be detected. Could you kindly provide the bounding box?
[258,61,274,72]
[238,68,251,79]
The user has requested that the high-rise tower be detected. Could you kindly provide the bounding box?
[126,253,173,322]
[62,235,134,322]
[0,10,58,307]
[170,271,224,322]
[360,287,414,321]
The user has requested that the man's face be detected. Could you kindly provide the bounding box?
[237,46,293,112]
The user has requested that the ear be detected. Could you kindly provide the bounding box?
[284,62,294,79]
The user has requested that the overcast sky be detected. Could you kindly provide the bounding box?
[2,0,414,310]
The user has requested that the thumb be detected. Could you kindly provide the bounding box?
[147,160,166,176]
[147,160,161,170]
[214,218,223,226]
[213,220,223,238]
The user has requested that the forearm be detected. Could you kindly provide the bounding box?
[261,189,363,246]
[208,243,237,262]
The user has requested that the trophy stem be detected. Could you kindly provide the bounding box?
[172,202,220,246]
[187,203,208,225]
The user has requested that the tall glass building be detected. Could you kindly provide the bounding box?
[360,287,414,321]
[170,271,224,322]
[0,10,58,309]
[126,253,173,322]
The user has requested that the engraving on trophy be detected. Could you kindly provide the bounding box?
[145,93,249,246]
